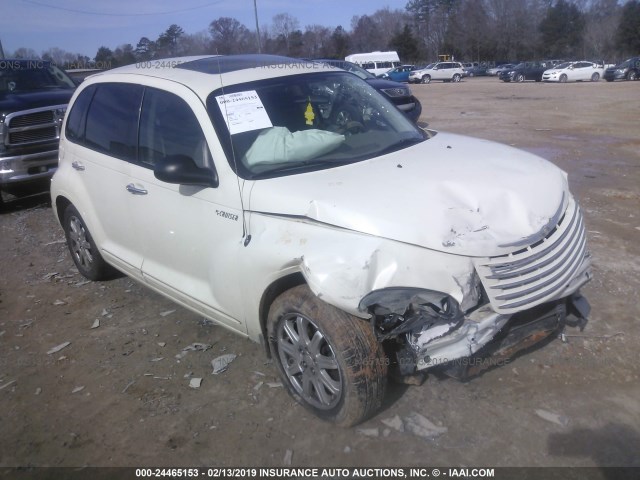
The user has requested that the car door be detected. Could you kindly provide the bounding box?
[126,85,246,332]
[65,82,146,279]
[574,62,590,81]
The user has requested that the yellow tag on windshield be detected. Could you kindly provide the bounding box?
[304,100,315,125]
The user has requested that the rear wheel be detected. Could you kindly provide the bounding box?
[421,74,431,84]
[63,205,116,281]
[267,285,387,427]
[590,72,600,82]
[453,74,461,82]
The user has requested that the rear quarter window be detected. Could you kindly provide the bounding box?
[65,85,96,143]
[84,83,143,162]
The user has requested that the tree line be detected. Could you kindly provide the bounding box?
[8,0,640,68]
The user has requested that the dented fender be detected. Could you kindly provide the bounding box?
[241,212,481,339]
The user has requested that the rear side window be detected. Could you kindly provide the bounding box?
[65,85,96,143]
[84,83,143,162]
[138,87,211,168]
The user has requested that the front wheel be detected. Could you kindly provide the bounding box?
[63,205,116,281]
[559,74,568,83]
[628,70,637,81]
[267,285,387,427]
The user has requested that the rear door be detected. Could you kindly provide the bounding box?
[65,82,145,279]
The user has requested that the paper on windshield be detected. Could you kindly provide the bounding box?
[216,90,273,135]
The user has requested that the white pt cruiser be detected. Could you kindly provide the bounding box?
[51,55,592,426]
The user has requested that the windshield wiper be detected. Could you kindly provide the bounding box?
[249,158,350,179]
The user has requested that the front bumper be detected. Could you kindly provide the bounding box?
[0,149,58,188]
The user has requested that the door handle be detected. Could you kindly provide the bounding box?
[71,161,85,171]
[126,183,148,195]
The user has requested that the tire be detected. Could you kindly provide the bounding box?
[453,74,461,82]
[63,204,115,281]
[559,74,568,83]
[628,70,637,81]
[421,74,431,84]
[591,72,600,82]
[267,285,387,427]
[516,74,525,83]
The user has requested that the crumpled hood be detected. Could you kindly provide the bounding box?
[247,132,569,257]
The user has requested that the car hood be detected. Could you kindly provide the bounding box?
[365,78,410,91]
[247,132,569,257]
[0,89,74,114]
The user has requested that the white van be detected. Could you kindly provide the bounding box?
[345,51,400,76]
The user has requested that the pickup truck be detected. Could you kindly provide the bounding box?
[0,59,76,208]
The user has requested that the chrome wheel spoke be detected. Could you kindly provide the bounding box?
[276,312,343,411]
[318,369,340,396]
[315,353,338,370]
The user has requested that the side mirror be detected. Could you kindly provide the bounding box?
[154,154,219,188]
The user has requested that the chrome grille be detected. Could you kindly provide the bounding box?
[5,106,63,147]
[474,197,588,314]
[10,110,54,128]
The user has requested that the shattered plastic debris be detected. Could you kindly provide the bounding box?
[72,386,85,394]
[267,382,283,388]
[356,427,379,437]
[53,299,67,306]
[404,412,447,440]
[283,449,293,466]
[35,387,42,395]
[189,378,203,389]
[90,319,100,329]
[42,272,59,280]
[47,341,71,355]
[158,342,166,347]
[211,354,237,374]
[175,343,212,359]
[253,381,264,391]
[150,357,164,362]
[160,309,176,317]
[381,415,405,433]
[0,380,17,391]
[535,409,569,427]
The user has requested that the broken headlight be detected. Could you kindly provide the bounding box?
[358,288,464,342]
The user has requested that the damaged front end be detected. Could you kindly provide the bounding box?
[359,288,590,381]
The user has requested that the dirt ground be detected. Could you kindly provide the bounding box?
[1,77,639,472]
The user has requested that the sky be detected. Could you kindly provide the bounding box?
[0,0,403,58]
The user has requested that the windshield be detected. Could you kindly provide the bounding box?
[618,58,633,67]
[0,61,75,93]
[208,71,426,179]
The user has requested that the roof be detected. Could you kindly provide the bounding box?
[87,54,337,102]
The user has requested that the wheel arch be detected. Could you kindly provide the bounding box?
[54,195,73,225]
[258,271,307,357]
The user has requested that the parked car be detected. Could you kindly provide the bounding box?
[408,62,464,83]
[378,65,416,82]
[317,60,422,122]
[499,61,550,82]
[51,54,591,427]
[603,57,640,81]
[463,65,488,77]
[487,64,516,76]
[542,61,605,83]
[0,59,76,208]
